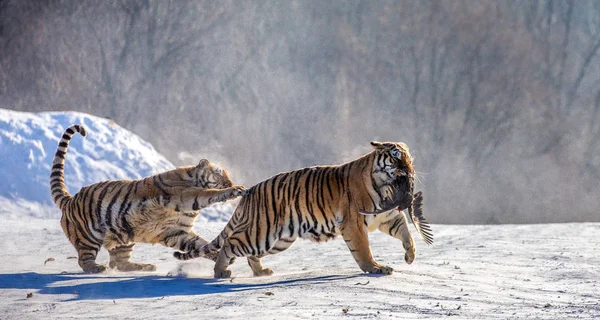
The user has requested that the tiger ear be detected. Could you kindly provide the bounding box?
[370,141,384,149]
[197,159,210,168]
[371,141,393,151]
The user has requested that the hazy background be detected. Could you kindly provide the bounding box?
[1,0,598,224]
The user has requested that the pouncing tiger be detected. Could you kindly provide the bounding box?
[174,141,421,278]
[50,124,246,273]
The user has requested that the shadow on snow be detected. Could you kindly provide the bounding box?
[0,272,365,301]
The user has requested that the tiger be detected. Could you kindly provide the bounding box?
[50,124,246,274]
[174,141,419,278]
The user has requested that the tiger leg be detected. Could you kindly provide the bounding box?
[61,215,106,273]
[247,256,273,277]
[159,186,246,211]
[378,211,416,264]
[341,213,393,275]
[212,233,264,278]
[108,244,156,272]
[244,238,295,276]
[159,230,220,262]
[246,238,295,276]
[213,241,236,278]
[76,244,106,274]
[104,232,156,272]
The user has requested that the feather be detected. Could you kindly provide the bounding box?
[406,191,433,245]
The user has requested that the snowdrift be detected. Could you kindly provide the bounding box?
[0,109,234,220]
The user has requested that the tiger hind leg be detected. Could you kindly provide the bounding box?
[214,237,293,278]
[77,245,106,274]
[62,217,106,273]
[247,238,295,276]
[213,238,251,278]
[213,242,235,278]
[108,244,156,272]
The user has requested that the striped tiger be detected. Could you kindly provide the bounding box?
[50,124,246,273]
[175,141,420,278]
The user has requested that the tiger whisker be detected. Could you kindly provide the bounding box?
[414,172,425,188]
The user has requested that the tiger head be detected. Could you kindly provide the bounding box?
[368,141,415,212]
[190,159,234,189]
[370,141,414,179]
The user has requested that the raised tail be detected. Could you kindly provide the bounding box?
[50,124,87,210]
[173,227,231,261]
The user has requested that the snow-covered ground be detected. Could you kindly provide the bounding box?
[0,218,598,319]
[1,110,598,319]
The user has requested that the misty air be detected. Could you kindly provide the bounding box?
[0,1,598,319]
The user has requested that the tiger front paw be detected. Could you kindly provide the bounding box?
[405,247,416,264]
[232,185,247,196]
[224,185,246,199]
[363,264,394,275]
[252,268,274,277]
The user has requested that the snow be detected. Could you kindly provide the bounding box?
[0,219,598,319]
[1,109,598,319]
[0,109,174,219]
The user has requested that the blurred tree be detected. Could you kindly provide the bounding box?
[1,0,598,223]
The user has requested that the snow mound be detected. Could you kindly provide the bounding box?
[0,109,178,219]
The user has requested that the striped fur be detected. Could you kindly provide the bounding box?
[50,124,245,273]
[175,141,419,278]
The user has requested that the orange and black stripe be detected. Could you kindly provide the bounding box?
[50,124,87,209]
